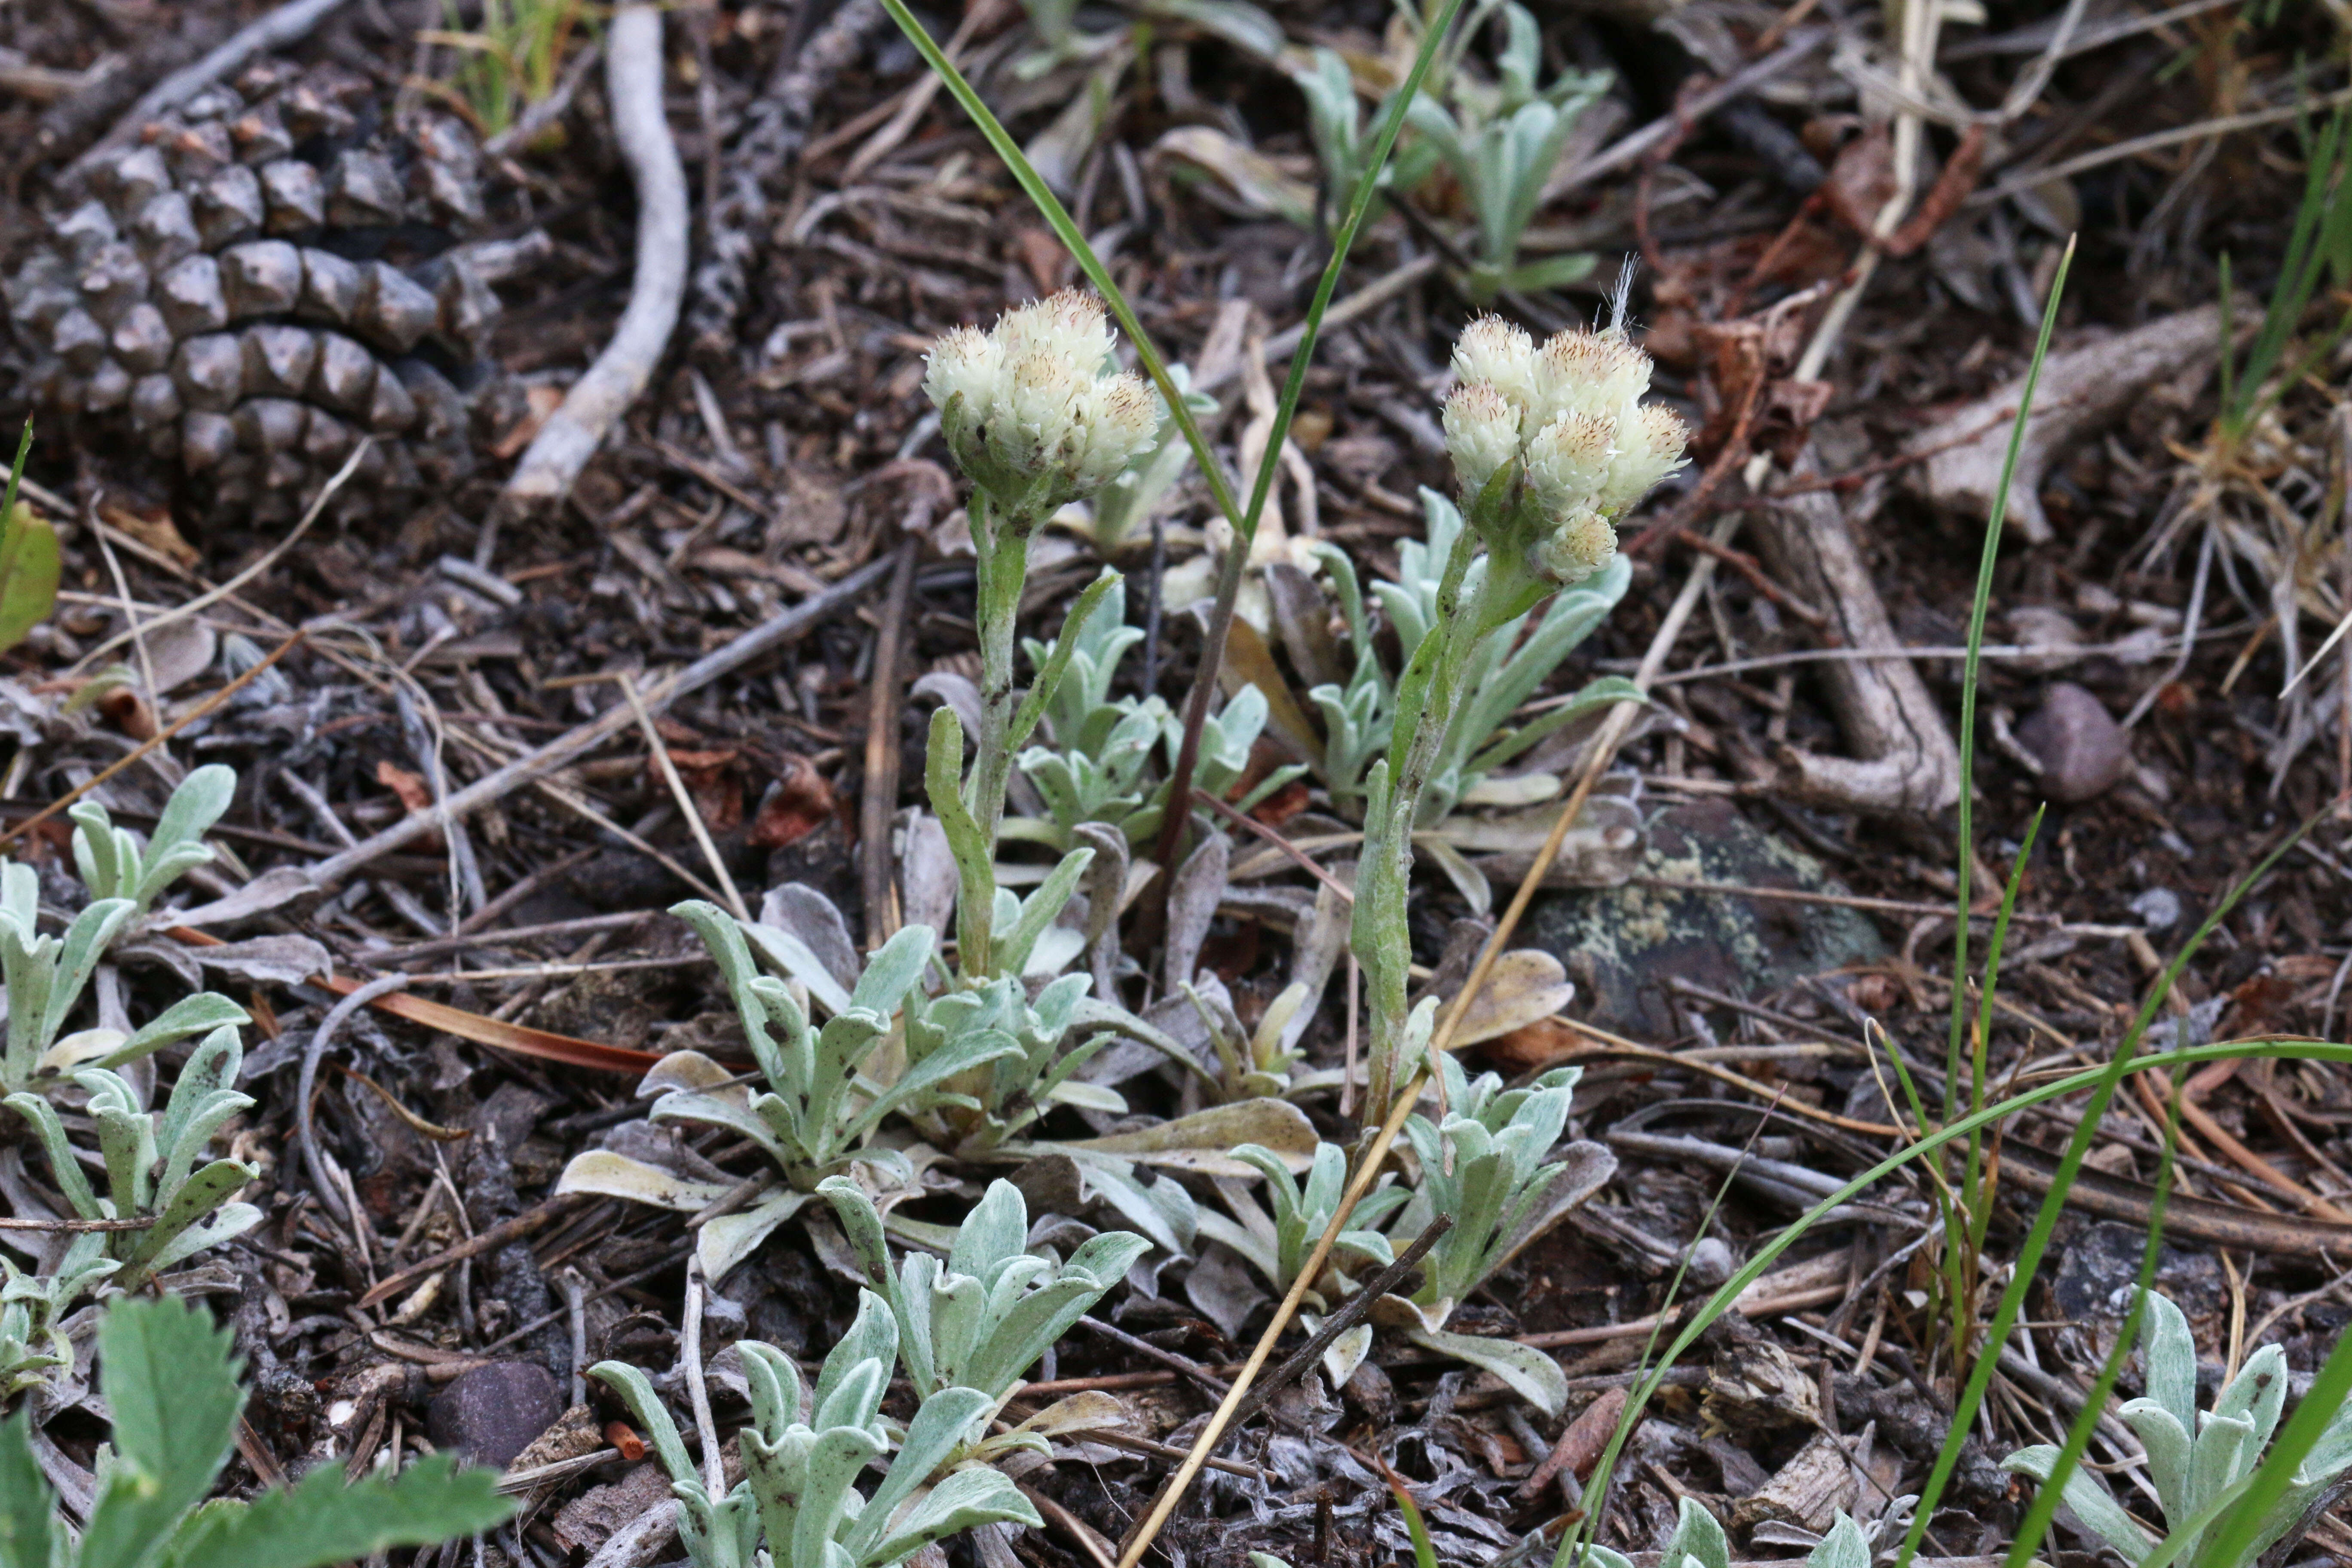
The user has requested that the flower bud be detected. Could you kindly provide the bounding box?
[924,289,1159,514]
[1522,413,1612,516]
[924,326,1000,424]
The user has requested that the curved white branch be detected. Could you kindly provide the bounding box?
[505,4,688,503]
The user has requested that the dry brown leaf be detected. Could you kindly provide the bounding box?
[749,755,834,849]
[99,502,200,569]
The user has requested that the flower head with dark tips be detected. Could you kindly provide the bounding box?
[925,290,1158,521]
[1441,315,1688,584]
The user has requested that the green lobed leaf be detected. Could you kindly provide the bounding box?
[78,1296,244,1568]
[0,1407,56,1568]
[158,1453,510,1568]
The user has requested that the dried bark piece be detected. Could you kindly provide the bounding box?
[193,162,269,251]
[181,409,236,471]
[308,331,379,413]
[52,201,119,260]
[354,262,437,352]
[297,247,361,323]
[129,374,182,437]
[240,323,318,397]
[325,149,405,227]
[1906,303,2224,545]
[83,359,132,412]
[129,190,202,269]
[112,303,175,372]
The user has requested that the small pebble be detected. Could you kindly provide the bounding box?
[2016,682,2131,802]
[1683,1236,1735,1288]
[426,1360,561,1469]
[2129,887,2182,931]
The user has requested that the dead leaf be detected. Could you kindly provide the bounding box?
[97,686,157,741]
[377,760,432,813]
[1822,128,1896,239]
[490,383,566,460]
[1151,126,1315,228]
[1216,617,1322,765]
[1441,949,1576,1045]
[99,503,200,569]
[749,755,833,849]
[1483,1014,1595,1075]
[1059,1099,1319,1174]
[658,747,744,834]
[1165,831,1228,992]
[1015,227,1068,295]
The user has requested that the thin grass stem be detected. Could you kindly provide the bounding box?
[2002,1062,2185,1568]
[874,0,1243,534]
[1154,0,1467,874]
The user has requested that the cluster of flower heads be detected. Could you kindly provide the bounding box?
[924,289,1160,517]
[1441,315,1689,583]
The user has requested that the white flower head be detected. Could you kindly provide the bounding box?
[924,327,1001,423]
[1451,315,1541,418]
[1531,508,1617,585]
[1443,307,1681,585]
[1075,372,1158,488]
[998,288,1116,372]
[1523,412,1613,516]
[1531,328,1651,426]
[1443,381,1522,498]
[925,289,1153,512]
[1601,402,1690,514]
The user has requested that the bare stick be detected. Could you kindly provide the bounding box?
[306,556,893,890]
[298,973,411,1227]
[861,542,919,947]
[67,0,355,178]
[1226,1214,1451,1430]
[505,5,688,503]
[1545,31,1828,200]
[621,671,750,920]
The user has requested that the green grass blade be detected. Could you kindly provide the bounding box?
[1946,235,2075,1127]
[1892,805,2316,1568]
[1552,1039,2352,1568]
[2002,1067,2185,1568]
[1965,804,2044,1262]
[874,0,1242,533]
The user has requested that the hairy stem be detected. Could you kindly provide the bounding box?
[1354,526,1493,1122]
[959,492,1032,977]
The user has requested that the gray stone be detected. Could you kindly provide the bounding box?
[2017,681,2130,802]
[1519,799,1883,1037]
[426,1360,561,1468]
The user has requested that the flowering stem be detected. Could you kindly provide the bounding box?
[956,491,1035,977]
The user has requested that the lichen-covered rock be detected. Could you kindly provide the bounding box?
[5,59,516,522]
[1521,798,1883,1037]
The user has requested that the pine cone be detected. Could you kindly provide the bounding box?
[5,60,519,522]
